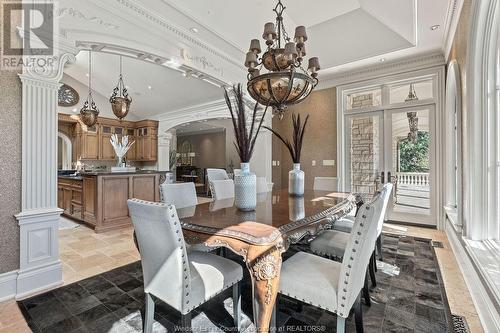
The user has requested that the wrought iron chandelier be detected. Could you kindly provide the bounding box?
[110,55,132,120]
[244,0,320,119]
[405,83,419,142]
[80,50,99,127]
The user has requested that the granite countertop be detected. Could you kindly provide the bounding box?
[78,170,169,176]
[58,175,83,181]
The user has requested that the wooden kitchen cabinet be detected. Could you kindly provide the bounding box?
[58,177,83,221]
[61,114,158,162]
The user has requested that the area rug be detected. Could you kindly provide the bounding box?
[18,234,455,332]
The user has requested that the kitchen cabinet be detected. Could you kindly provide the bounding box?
[58,177,83,221]
[62,115,158,162]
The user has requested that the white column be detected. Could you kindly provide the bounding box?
[157,130,174,171]
[15,53,75,299]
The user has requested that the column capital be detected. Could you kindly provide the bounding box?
[19,52,76,87]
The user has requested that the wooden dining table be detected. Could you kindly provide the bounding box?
[177,188,362,333]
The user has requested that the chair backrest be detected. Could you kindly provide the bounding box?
[336,186,388,317]
[376,183,393,236]
[127,199,191,312]
[207,168,229,182]
[313,177,339,191]
[160,182,198,209]
[233,169,241,177]
[256,177,269,193]
[210,179,235,200]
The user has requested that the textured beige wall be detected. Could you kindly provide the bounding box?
[0,70,22,273]
[177,131,226,169]
[272,87,337,190]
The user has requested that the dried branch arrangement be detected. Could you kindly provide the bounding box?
[264,113,309,163]
[224,84,268,163]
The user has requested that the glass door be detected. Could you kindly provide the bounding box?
[384,106,436,226]
[344,111,384,197]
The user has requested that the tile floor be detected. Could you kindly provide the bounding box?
[0,219,484,332]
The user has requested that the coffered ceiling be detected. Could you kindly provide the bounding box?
[57,0,453,119]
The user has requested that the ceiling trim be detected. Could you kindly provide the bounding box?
[113,0,242,69]
[177,127,226,137]
[317,51,445,88]
[442,0,465,61]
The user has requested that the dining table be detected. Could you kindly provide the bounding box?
[177,188,363,333]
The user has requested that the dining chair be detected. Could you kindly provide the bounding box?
[127,199,243,333]
[210,179,235,200]
[313,176,339,191]
[160,182,198,208]
[207,168,229,182]
[330,183,393,261]
[277,192,386,333]
[309,184,393,288]
[256,177,269,193]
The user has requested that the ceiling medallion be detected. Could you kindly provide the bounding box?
[245,0,320,119]
[58,83,79,107]
[80,50,99,127]
[110,55,132,120]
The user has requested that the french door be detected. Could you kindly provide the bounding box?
[344,105,436,226]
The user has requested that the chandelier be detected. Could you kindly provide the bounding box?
[80,50,99,127]
[244,0,320,119]
[110,55,132,120]
[405,83,419,142]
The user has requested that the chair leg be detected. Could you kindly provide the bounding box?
[181,313,192,332]
[377,235,383,261]
[368,253,377,287]
[233,282,241,332]
[363,272,371,307]
[336,316,346,333]
[144,293,154,333]
[354,292,364,333]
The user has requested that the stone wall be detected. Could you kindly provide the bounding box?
[350,116,380,194]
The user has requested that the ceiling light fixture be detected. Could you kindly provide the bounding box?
[430,24,440,31]
[110,55,132,120]
[379,58,386,62]
[244,0,320,119]
[147,85,152,90]
[190,27,199,33]
[80,50,99,127]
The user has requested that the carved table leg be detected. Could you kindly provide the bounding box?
[246,244,284,333]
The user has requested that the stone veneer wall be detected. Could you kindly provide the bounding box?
[350,116,380,195]
[0,67,22,271]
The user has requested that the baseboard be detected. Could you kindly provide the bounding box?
[0,270,18,302]
[445,220,500,333]
[15,260,62,300]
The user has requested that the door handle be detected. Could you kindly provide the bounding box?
[381,171,385,184]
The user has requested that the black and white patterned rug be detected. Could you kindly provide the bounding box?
[18,234,462,332]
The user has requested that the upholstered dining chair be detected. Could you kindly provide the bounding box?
[207,168,229,182]
[277,192,386,333]
[309,184,393,289]
[127,199,243,333]
[313,176,339,191]
[160,182,198,208]
[210,179,235,200]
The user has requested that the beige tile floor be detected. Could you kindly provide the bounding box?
[0,221,485,333]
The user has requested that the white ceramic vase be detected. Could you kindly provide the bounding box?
[289,163,305,196]
[234,162,257,211]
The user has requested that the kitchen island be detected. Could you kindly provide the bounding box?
[58,170,165,233]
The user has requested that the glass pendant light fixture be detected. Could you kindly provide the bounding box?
[245,0,320,119]
[110,55,132,120]
[80,50,100,127]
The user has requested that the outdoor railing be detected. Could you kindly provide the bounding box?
[395,172,430,187]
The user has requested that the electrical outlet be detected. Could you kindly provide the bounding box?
[312,160,316,166]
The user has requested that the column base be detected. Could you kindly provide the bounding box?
[15,208,63,300]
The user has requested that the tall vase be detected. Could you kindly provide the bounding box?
[234,162,257,211]
[289,163,305,196]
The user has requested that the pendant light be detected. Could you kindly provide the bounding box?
[110,55,132,120]
[80,50,100,127]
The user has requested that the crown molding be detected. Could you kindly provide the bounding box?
[317,51,445,89]
[442,0,465,61]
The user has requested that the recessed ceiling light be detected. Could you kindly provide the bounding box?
[379,58,386,62]
[147,85,152,90]
[72,108,78,113]
[430,25,440,31]
[85,73,89,77]
[190,27,199,33]
[182,72,188,77]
